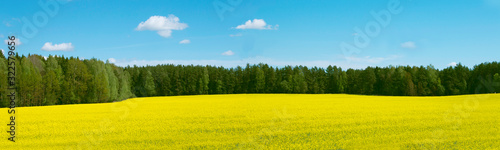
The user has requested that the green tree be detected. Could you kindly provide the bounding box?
[201,67,210,94]
[85,59,109,103]
[292,66,307,93]
[494,73,500,93]
[427,65,445,96]
[264,65,276,93]
[255,65,265,93]
[345,69,359,94]
[62,57,90,104]
[141,68,156,96]
[117,68,134,100]
[43,55,62,105]
[360,67,376,95]
[0,52,8,107]
[152,65,171,96]
[404,71,417,96]
[106,62,119,102]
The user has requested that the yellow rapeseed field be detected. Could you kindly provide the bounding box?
[1,94,500,149]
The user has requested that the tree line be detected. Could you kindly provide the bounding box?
[1,53,500,107]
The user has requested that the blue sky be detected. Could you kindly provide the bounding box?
[1,0,500,69]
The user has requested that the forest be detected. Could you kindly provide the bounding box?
[1,53,499,107]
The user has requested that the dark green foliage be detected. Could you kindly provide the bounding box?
[43,56,62,105]
[1,53,500,107]
[0,53,8,107]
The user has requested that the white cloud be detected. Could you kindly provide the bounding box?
[235,19,277,30]
[221,50,235,56]
[4,38,22,45]
[448,62,457,67]
[41,42,74,51]
[401,41,416,49]
[1,49,4,56]
[229,33,242,37]
[108,58,116,63]
[136,15,188,38]
[179,39,190,44]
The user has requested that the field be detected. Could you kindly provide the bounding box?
[2,94,500,149]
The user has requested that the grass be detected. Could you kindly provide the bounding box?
[2,94,500,149]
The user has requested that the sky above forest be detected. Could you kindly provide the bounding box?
[2,0,500,69]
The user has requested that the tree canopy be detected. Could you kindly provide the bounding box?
[1,54,499,107]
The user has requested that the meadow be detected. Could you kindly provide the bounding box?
[1,94,499,149]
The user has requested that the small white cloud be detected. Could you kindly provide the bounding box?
[401,41,416,49]
[235,19,276,30]
[448,62,457,67]
[179,39,191,44]
[4,38,22,45]
[221,50,235,56]
[1,49,4,56]
[229,33,242,37]
[41,42,74,51]
[136,15,188,38]
[108,58,117,63]
[43,56,47,60]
